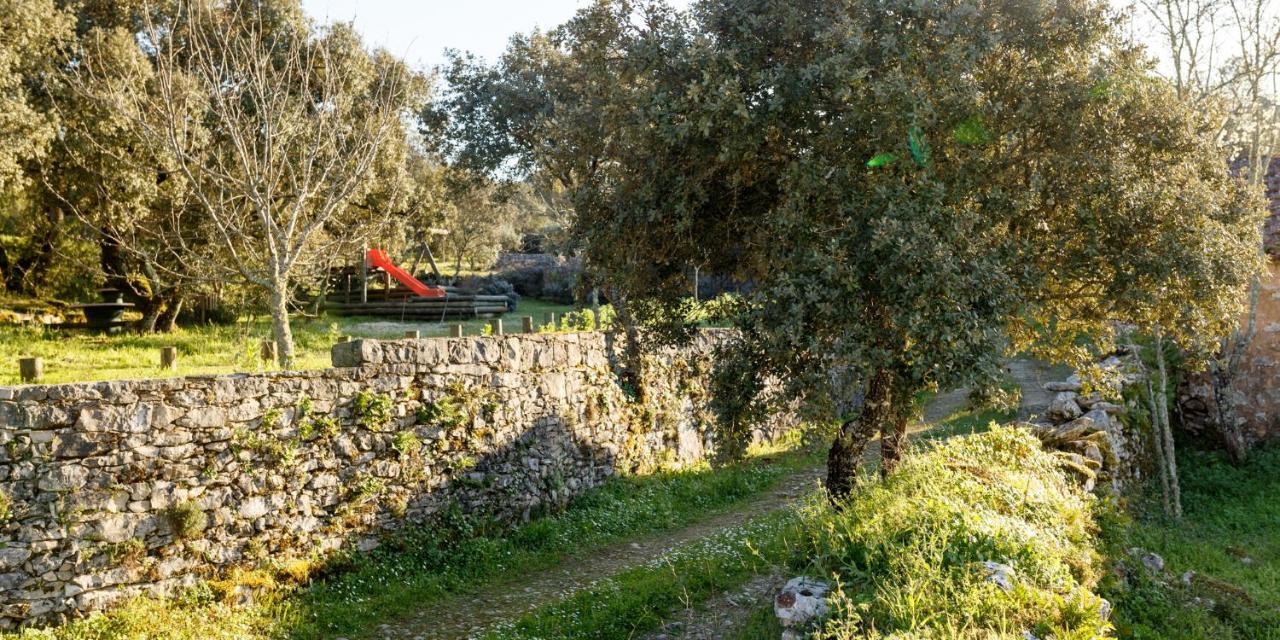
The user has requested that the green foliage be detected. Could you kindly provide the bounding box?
[232,428,298,468]
[443,0,1267,466]
[295,395,313,420]
[101,539,146,566]
[557,306,614,332]
[164,501,204,540]
[491,428,1110,640]
[353,391,394,431]
[417,394,467,429]
[391,430,422,457]
[965,374,1024,414]
[0,0,70,190]
[0,488,10,522]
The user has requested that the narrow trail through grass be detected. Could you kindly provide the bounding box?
[470,358,1056,640]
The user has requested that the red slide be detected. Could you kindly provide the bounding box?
[365,249,446,298]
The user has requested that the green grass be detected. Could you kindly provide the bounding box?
[1101,446,1280,640]
[0,299,575,385]
[2,440,820,640]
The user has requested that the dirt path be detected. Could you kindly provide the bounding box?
[369,359,1058,640]
[372,467,824,640]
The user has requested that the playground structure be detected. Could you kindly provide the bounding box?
[318,249,511,320]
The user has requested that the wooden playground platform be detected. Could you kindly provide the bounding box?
[316,267,510,321]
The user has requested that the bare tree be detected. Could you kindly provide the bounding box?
[78,1,420,365]
[1134,0,1279,464]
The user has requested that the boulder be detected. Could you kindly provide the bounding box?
[775,577,830,639]
[981,560,1016,591]
[1046,392,1083,421]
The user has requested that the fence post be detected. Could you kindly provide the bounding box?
[160,347,178,372]
[543,311,556,328]
[404,330,420,340]
[490,319,503,336]
[522,316,534,334]
[450,324,463,338]
[19,357,42,383]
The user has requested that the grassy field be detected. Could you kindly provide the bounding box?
[0,298,575,386]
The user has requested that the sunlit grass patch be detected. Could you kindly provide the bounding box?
[0,299,575,385]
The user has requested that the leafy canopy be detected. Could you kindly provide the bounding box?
[444,0,1265,432]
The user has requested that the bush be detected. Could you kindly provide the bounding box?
[798,427,1111,639]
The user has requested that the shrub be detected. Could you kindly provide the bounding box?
[102,539,147,566]
[800,426,1111,639]
[165,501,205,540]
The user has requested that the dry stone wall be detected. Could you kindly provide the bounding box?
[0,329,776,629]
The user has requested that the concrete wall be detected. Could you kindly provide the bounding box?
[0,329,775,628]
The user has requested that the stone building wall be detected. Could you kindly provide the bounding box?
[0,329,775,628]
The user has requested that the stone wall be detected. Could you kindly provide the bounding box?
[0,329,774,628]
[1026,350,1154,492]
[1179,261,1280,448]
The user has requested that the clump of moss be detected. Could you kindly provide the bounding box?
[0,487,10,522]
[165,501,205,540]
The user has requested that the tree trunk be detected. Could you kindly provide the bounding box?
[827,368,909,502]
[1154,331,1182,519]
[269,282,295,368]
[12,206,64,294]
[156,296,183,333]
[424,242,442,280]
[136,300,163,334]
[880,410,911,476]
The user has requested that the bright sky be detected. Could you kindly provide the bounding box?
[301,0,692,72]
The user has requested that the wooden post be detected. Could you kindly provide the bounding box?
[18,357,42,384]
[404,330,420,339]
[259,340,277,363]
[522,316,534,334]
[450,324,463,337]
[490,319,503,336]
[160,346,178,371]
[543,312,556,328]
